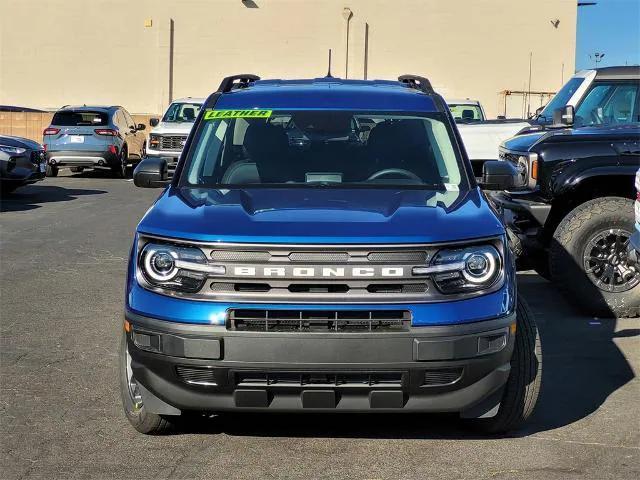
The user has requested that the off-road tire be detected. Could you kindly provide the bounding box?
[549,197,639,318]
[46,165,58,177]
[119,332,176,435]
[472,296,541,433]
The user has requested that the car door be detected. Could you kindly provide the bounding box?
[123,109,142,158]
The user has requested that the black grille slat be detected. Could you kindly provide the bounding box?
[210,250,271,262]
[229,309,410,332]
[367,251,427,263]
[423,368,463,386]
[236,371,403,388]
[176,366,217,385]
[288,252,349,262]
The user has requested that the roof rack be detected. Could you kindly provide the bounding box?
[398,75,433,93]
[217,74,260,93]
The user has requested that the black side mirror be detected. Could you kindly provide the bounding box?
[553,105,574,126]
[535,105,545,115]
[133,158,171,188]
[149,118,160,127]
[480,160,518,190]
[136,123,146,131]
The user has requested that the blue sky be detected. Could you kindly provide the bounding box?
[576,0,640,70]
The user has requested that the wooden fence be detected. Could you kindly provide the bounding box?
[0,112,159,144]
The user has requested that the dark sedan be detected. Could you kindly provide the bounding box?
[0,135,47,194]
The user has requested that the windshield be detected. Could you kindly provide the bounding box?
[179,109,467,190]
[448,104,484,123]
[162,102,202,123]
[537,77,584,124]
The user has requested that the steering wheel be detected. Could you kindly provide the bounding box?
[367,168,421,181]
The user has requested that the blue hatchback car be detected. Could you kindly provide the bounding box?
[122,74,541,434]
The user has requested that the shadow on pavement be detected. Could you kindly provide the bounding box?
[0,184,107,212]
[175,272,635,440]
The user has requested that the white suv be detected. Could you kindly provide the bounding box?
[146,98,205,167]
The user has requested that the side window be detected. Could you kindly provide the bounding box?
[575,83,639,126]
[123,110,136,129]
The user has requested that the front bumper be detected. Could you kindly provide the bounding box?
[145,148,180,165]
[489,190,551,258]
[1,152,46,184]
[126,309,516,416]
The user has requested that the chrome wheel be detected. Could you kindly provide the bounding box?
[583,228,639,293]
[125,347,143,411]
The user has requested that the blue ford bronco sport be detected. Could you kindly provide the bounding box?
[122,74,541,434]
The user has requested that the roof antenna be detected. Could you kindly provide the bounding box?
[326,49,334,78]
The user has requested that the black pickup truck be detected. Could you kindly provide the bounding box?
[493,119,639,317]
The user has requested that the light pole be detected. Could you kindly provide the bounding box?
[589,52,605,68]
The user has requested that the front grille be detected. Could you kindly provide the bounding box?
[228,309,411,332]
[176,366,217,386]
[236,371,403,388]
[159,135,187,151]
[192,243,440,303]
[423,368,463,386]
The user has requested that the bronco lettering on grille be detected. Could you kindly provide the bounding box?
[233,266,405,277]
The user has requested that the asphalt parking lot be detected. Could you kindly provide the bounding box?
[1,172,639,480]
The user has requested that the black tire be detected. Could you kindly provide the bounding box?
[472,296,542,434]
[70,167,83,173]
[549,197,639,318]
[46,165,58,177]
[119,332,176,434]
[1,183,19,195]
[112,147,128,178]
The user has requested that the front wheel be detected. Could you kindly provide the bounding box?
[119,332,177,434]
[471,296,542,433]
[549,197,639,318]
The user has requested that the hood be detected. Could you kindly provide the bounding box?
[502,124,640,153]
[501,131,546,152]
[0,135,42,150]
[137,187,503,244]
[151,122,196,135]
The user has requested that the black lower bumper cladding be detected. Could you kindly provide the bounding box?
[125,310,516,416]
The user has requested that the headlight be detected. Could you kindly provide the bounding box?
[138,243,225,293]
[0,145,27,155]
[415,245,502,294]
[149,134,161,149]
[516,153,538,190]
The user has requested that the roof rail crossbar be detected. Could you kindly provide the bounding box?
[398,75,433,93]
[217,74,260,93]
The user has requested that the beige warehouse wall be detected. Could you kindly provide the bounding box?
[0,0,576,118]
